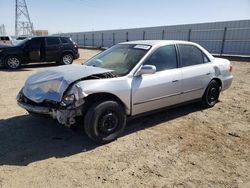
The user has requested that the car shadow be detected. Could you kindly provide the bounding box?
[0,102,204,166]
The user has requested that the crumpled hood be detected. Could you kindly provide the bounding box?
[23,64,112,103]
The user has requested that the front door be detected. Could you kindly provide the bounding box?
[132,45,182,115]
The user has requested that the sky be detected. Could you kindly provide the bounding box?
[0,0,250,35]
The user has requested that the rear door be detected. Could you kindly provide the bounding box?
[45,37,61,62]
[27,37,43,62]
[178,44,213,102]
[132,44,182,115]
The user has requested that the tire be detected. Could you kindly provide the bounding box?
[84,100,126,143]
[5,56,21,69]
[202,80,220,108]
[60,53,73,65]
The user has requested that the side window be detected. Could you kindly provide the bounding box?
[46,37,60,46]
[178,44,207,67]
[29,38,42,49]
[0,37,9,41]
[144,45,177,72]
[61,38,69,44]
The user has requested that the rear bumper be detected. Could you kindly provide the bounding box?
[74,52,80,59]
[222,75,233,91]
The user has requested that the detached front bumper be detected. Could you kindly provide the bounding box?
[17,100,56,117]
[17,91,57,117]
[17,91,82,127]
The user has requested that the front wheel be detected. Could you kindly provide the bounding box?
[84,101,126,143]
[5,56,21,69]
[202,80,220,108]
[60,53,73,65]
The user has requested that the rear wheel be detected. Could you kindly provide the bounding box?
[84,100,126,143]
[5,56,21,69]
[202,80,220,108]
[60,53,73,65]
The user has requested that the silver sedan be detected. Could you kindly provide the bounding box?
[17,40,233,143]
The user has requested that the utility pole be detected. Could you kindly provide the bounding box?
[15,0,34,36]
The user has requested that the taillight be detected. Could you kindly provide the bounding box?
[229,64,233,72]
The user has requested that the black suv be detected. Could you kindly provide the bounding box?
[0,36,79,69]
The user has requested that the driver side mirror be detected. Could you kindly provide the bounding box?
[135,65,156,76]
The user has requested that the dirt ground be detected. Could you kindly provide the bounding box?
[0,49,249,188]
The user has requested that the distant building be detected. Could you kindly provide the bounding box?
[33,30,48,36]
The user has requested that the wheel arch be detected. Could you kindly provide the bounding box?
[211,77,222,90]
[202,77,222,98]
[61,50,74,57]
[82,92,129,117]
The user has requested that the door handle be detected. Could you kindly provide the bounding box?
[172,80,179,83]
[206,72,211,75]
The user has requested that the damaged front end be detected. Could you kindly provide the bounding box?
[17,64,115,127]
[17,84,85,127]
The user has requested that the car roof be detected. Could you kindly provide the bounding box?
[120,40,196,46]
[30,36,68,39]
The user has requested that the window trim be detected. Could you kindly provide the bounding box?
[177,44,211,68]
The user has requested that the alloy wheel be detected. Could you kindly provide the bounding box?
[7,57,20,69]
[62,54,73,64]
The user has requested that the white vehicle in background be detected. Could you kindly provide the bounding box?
[11,36,28,46]
[17,40,233,143]
[0,36,13,46]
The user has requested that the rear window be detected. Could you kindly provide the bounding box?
[46,37,60,45]
[61,38,70,44]
[178,44,208,67]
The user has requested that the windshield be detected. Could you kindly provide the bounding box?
[85,44,151,76]
[14,38,30,46]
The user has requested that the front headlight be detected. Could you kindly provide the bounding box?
[60,94,75,107]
